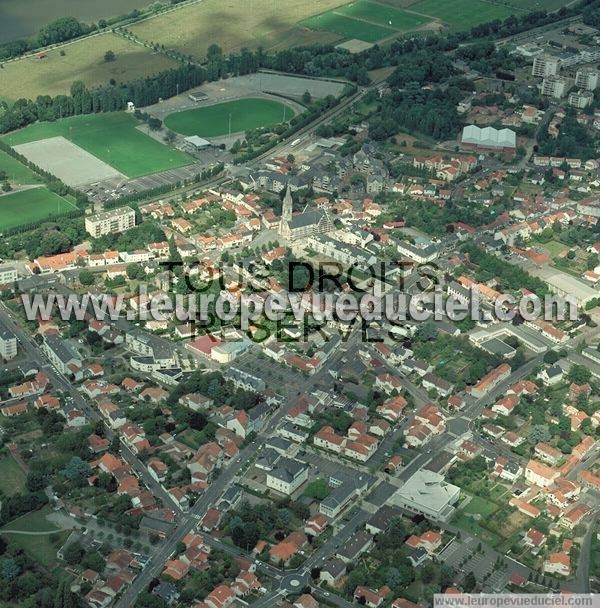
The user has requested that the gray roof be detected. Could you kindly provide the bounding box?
[290,209,328,229]
[366,505,403,533]
[44,333,80,365]
[0,317,15,342]
[265,436,292,453]
[256,447,281,470]
[321,557,347,578]
[268,457,308,484]
[337,530,373,560]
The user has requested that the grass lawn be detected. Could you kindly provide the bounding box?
[0,187,77,231]
[336,1,430,30]
[461,495,499,518]
[130,0,349,60]
[0,32,178,103]
[0,150,43,185]
[177,428,214,450]
[410,0,519,30]
[3,113,192,178]
[2,526,68,567]
[164,98,296,137]
[2,506,60,533]
[0,456,26,496]
[541,240,568,258]
[301,11,397,42]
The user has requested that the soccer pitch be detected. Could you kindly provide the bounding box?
[301,9,398,43]
[410,0,519,30]
[164,98,296,137]
[336,1,430,30]
[0,187,77,231]
[3,113,192,178]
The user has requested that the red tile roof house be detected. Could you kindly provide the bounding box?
[232,570,261,596]
[376,395,407,422]
[147,458,168,482]
[201,508,222,532]
[304,513,329,537]
[375,373,403,394]
[470,363,511,398]
[353,585,391,608]
[569,382,592,403]
[525,459,560,488]
[1,402,28,417]
[204,584,235,608]
[523,529,546,552]
[543,552,570,576]
[560,503,590,530]
[405,531,442,554]
[293,594,319,608]
[269,531,307,566]
[163,558,189,581]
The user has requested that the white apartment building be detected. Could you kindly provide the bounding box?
[569,90,594,109]
[0,264,17,285]
[265,457,309,495]
[0,319,17,360]
[532,55,560,78]
[541,76,570,99]
[85,206,136,238]
[575,68,600,91]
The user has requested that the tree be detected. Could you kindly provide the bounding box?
[148,117,162,131]
[567,364,591,385]
[302,90,312,105]
[463,571,477,592]
[104,50,116,63]
[1,558,20,581]
[127,263,142,280]
[79,270,95,286]
[62,540,84,565]
[61,456,92,485]
[543,350,560,365]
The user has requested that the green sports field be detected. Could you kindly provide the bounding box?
[3,113,192,178]
[0,187,77,231]
[336,1,429,30]
[410,0,518,30]
[164,98,296,137]
[301,9,398,42]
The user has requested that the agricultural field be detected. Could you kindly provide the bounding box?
[0,32,178,103]
[0,187,77,231]
[0,456,26,496]
[409,0,520,31]
[129,0,349,60]
[164,98,295,137]
[3,112,192,178]
[0,150,43,185]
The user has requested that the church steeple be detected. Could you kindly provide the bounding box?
[282,184,293,223]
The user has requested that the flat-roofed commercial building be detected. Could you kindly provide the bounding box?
[390,469,460,522]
